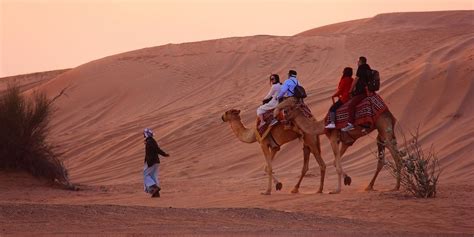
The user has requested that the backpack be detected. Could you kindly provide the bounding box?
[290,79,307,99]
[367,69,380,92]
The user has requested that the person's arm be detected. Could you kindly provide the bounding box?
[331,78,343,103]
[339,78,353,102]
[156,144,169,157]
[277,81,289,100]
[349,76,359,93]
[263,85,276,100]
[332,78,343,97]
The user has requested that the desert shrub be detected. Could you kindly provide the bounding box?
[386,128,441,198]
[0,85,71,187]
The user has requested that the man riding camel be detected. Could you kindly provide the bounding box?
[270,70,302,126]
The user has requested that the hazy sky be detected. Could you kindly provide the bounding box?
[1,0,472,77]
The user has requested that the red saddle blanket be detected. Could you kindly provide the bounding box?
[325,94,388,129]
[257,101,313,136]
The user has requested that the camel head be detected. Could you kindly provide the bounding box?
[221,109,241,122]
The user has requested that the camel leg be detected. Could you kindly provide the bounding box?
[386,134,401,191]
[312,147,326,194]
[292,146,310,194]
[339,144,352,186]
[366,135,385,191]
[307,134,326,193]
[329,138,343,194]
[259,143,274,195]
[329,134,350,190]
[316,136,326,193]
[269,147,283,191]
[264,164,282,190]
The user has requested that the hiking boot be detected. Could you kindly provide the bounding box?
[341,123,354,132]
[269,118,278,126]
[325,123,336,129]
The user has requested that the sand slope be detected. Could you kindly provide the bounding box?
[2,11,473,235]
[34,11,473,186]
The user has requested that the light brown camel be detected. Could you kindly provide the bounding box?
[283,105,402,194]
[221,109,326,195]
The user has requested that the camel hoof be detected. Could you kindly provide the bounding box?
[316,189,323,194]
[365,186,376,192]
[260,191,271,195]
[275,182,283,191]
[291,187,299,194]
[329,190,341,194]
[344,175,352,186]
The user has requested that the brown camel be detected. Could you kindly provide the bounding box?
[283,105,402,194]
[221,109,326,195]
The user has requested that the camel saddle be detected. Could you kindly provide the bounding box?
[256,101,313,138]
[256,110,285,137]
[325,93,390,131]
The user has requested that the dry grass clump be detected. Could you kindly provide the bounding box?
[0,85,72,188]
[387,128,441,198]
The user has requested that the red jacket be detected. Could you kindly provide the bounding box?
[333,76,353,103]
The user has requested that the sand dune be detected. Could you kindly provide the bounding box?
[1,11,473,235]
[0,69,69,94]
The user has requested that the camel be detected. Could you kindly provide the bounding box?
[283,104,402,194]
[221,109,326,195]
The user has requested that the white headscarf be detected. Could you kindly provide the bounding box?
[143,128,154,138]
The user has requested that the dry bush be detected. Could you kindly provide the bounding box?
[0,85,72,188]
[386,127,441,198]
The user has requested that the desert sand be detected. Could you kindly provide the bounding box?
[1,11,473,236]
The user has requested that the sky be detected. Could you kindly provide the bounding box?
[1,0,472,77]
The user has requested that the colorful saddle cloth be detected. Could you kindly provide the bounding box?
[256,101,313,136]
[325,93,389,130]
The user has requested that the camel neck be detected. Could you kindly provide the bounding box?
[229,118,257,143]
[293,113,325,135]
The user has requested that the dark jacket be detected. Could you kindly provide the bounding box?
[144,137,168,167]
[353,63,372,96]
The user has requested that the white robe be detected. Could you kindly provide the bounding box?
[257,83,281,115]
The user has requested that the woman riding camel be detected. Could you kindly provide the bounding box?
[325,67,354,129]
[256,74,281,128]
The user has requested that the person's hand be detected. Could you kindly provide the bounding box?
[262,97,272,104]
